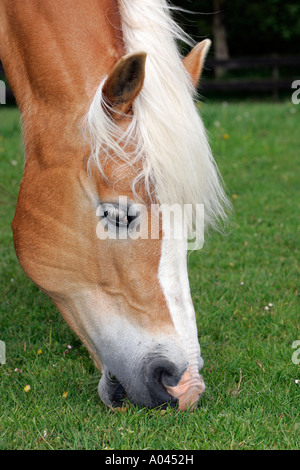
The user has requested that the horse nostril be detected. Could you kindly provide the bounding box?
[145,357,183,408]
[151,361,176,387]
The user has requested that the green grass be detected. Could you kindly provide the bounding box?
[0,101,299,450]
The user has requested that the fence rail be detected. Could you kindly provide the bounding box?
[206,56,300,68]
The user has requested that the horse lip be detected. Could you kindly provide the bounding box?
[98,370,127,408]
[107,372,127,407]
[165,370,205,411]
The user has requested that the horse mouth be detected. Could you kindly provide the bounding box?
[105,372,127,408]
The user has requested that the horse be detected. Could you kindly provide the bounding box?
[0,0,228,410]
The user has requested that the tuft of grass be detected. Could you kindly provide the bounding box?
[0,102,299,450]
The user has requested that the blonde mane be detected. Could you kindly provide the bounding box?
[85,0,229,238]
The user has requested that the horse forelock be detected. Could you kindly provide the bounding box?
[85,0,230,238]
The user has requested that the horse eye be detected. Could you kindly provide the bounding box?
[99,203,140,235]
[101,205,130,229]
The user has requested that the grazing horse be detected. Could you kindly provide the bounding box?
[0,0,228,410]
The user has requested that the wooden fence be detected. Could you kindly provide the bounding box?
[202,56,300,99]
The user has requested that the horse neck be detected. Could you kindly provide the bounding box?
[0,0,124,165]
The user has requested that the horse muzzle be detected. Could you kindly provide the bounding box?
[98,355,205,411]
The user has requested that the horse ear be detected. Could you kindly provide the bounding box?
[183,39,211,87]
[102,52,147,118]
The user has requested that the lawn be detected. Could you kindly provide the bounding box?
[0,101,299,450]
